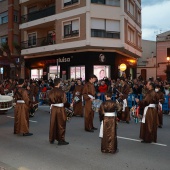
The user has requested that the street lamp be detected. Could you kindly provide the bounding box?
[167,57,170,82]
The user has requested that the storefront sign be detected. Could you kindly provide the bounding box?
[119,63,127,71]
[99,54,106,62]
[57,57,70,63]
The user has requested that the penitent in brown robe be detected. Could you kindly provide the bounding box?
[48,87,68,143]
[73,84,84,116]
[14,87,31,134]
[82,82,96,131]
[99,100,120,153]
[156,91,164,127]
[118,83,130,122]
[138,89,159,143]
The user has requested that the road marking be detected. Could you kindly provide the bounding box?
[117,136,167,147]
[6,116,37,123]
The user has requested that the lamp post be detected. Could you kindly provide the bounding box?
[167,57,170,82]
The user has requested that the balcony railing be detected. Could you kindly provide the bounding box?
[21,36,56,49]
[21,6,55,23]
[91,29,120,39]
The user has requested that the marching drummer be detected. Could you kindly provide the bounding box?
[48,78,72,145]
[82,74,98,132]
[14,78,33,136]
[72,79,84,117]
[117,77,131,124]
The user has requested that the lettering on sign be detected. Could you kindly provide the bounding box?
[57,57,70,63]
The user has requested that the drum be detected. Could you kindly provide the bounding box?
[0,95,13,111]
[65,107,74,121]
[92,99,103,112]
[73,96,81,103]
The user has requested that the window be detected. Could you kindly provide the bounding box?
[13,35,19,45]
[91,0,105,4]
[137,34,141,48]
[28,33,37,47]
[31,69,43,79]
[63,0,79,7]
[105,0,120,6]
[0,11,8,24]
[91,18,120,39]
[1,16,8,23]
[28,6,38,14]
[70,66,85,80]
[94,65,110,80]
[0,36,8,45]
[128,26,135,44]
[127,0,135,16]
[91,0,120,6]
[49,66,60,79]
[63,19,79,38]
[137,10,141,24]
[14,11,19,23]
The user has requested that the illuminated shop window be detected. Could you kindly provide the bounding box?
[70,66,85,80]
[49,65,60,79]
[31,69,43,79]
[94,65,110,80]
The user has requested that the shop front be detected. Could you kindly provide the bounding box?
[25,52,137,81]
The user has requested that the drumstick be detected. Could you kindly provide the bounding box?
[33,103,39,107]
[116,89,122,95]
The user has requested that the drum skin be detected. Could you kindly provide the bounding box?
[0,95,13,110]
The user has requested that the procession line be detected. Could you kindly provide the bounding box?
[117,136,167,147]
[6,116,37,123]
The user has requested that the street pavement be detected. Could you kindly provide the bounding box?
[0,106,170,170]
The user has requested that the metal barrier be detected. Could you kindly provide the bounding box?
[38,91,170,111]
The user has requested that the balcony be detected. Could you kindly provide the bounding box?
[21,5,55,23]
[21,36,56,49]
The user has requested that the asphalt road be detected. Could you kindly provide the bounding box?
[0,106,170,170]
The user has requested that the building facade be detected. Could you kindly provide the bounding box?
[0,0,20,79]
[20,0,142,81]
[156,31,170,81]
[137,40,156,80]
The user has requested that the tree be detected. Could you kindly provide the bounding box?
[0,42,24,79]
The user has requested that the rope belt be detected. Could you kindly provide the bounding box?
[17,100,25,104]
[88,94,95,100]
[142,104,156,123]
[99,112,116,138]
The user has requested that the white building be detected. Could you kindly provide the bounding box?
[19,0,142,80]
